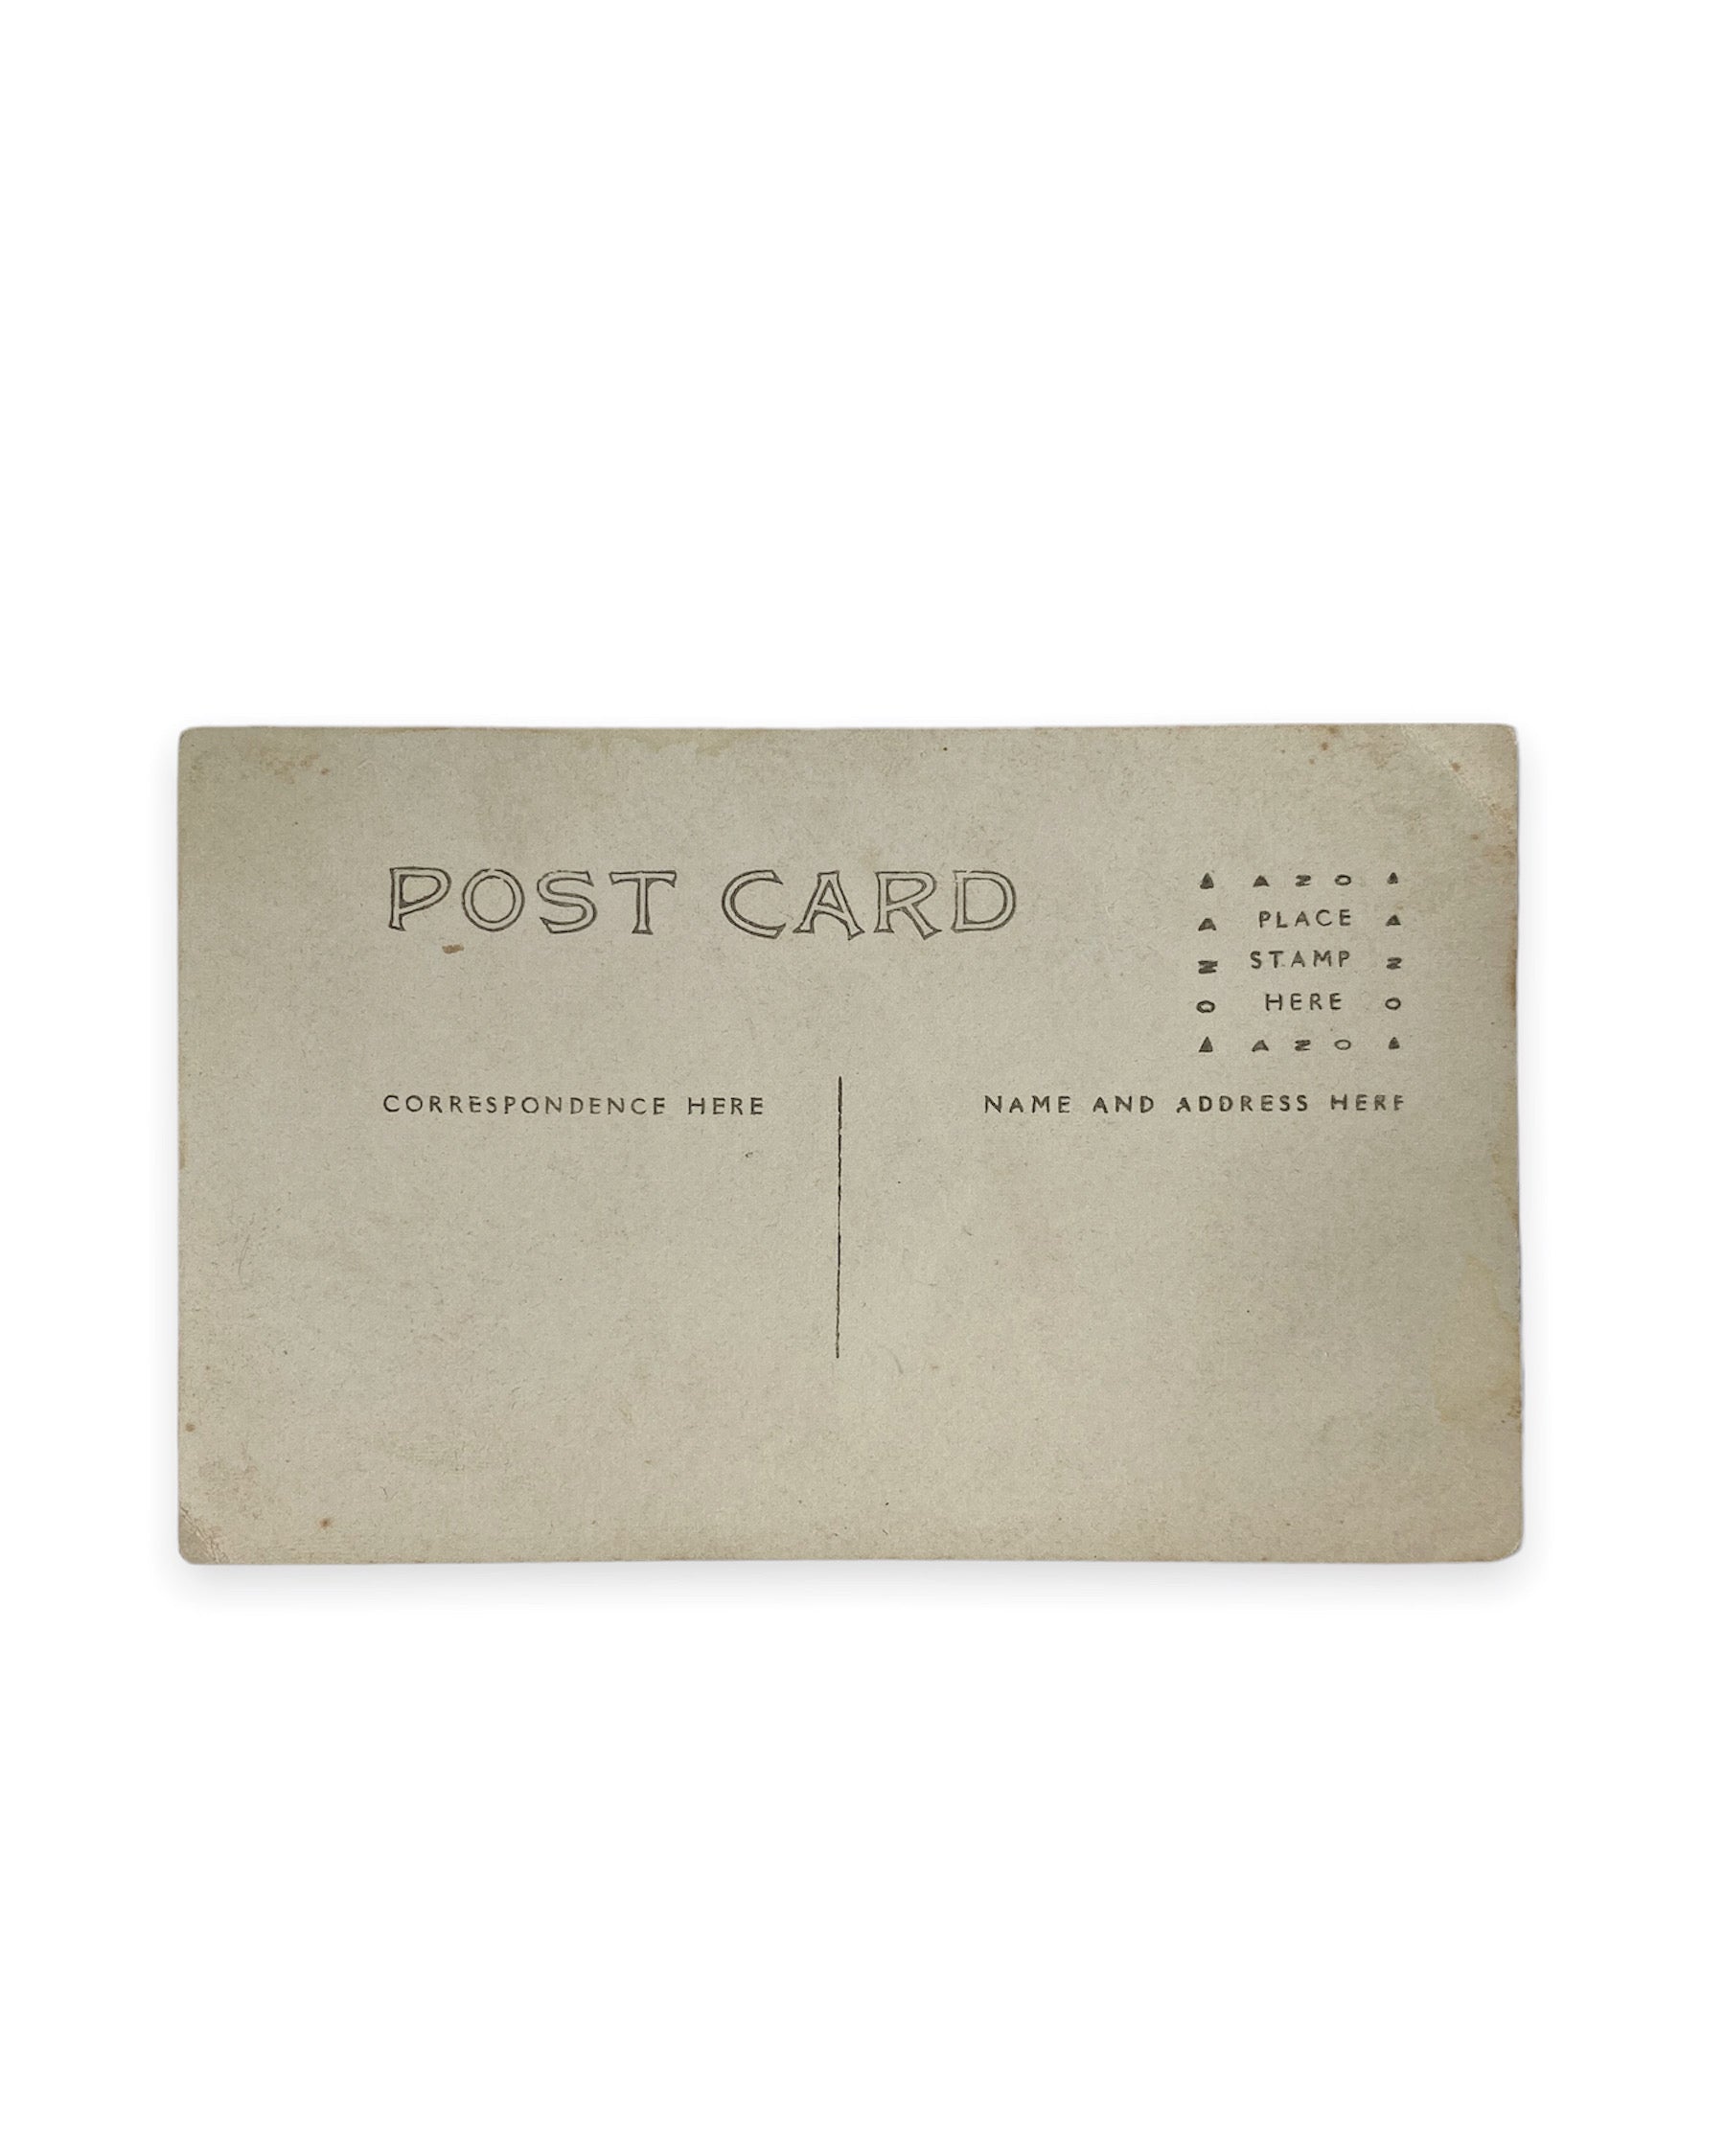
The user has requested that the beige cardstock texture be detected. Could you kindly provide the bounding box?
[178,725,1520,1562]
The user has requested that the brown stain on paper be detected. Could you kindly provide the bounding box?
[259,747,323,785]
[1432,1256,1521,1433]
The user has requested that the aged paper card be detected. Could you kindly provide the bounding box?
[179,726,1519,1562]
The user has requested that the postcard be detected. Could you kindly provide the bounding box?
[179,725,1519,1561]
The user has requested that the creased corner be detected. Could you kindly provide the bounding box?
[179,1506,228,1565]
[1407,724,1516,832]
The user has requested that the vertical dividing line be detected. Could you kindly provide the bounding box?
[835,1075,844,1360]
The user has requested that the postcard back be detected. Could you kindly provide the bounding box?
[179,725,1519,1561]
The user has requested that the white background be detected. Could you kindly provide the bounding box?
[3,5,1720,2150]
